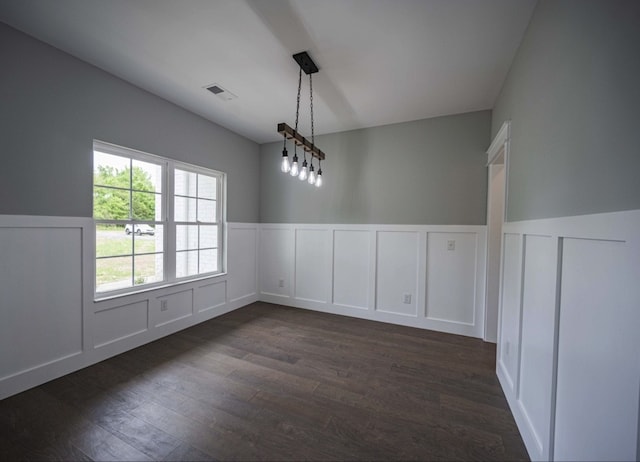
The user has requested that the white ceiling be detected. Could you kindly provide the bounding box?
[0,0,536,144]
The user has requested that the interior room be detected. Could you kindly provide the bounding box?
[1,1,639,461]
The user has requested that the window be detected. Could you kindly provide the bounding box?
[93,141,225,297]
[174,168,221,278]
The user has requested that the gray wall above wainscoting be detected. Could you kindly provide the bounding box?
[0,22,260,222]
[260,110,491,225]
[492,0,640,222]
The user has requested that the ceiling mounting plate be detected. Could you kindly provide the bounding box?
[292,51,318,75]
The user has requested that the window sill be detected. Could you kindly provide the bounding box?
[94,271,228,303]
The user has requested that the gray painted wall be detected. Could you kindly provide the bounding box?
[260,110,490,224]
[492,0,640,222]
[0,23,260,222]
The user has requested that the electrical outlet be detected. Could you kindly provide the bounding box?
[160,300,168,312]
[278,279,285,288]
[447,240,456,251]
[403,293,412,304]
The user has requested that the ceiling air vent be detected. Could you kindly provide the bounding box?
[205,83,237,101]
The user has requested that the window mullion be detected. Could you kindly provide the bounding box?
[218,174,223,273]
[129,158,133,220]
[166,161,177,282]
[196,172,200,276]
[131,234,136,287]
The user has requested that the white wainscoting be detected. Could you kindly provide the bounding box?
[259,226,293,299]
[295,228,331,304]
[332,229,372,310]
[0,217,259,400]
[496,210,640,462]
[427,232,478,325]
[259,223,486,338]
[498,233,523,394]
[227,224,257,305]
[376,231,420,317]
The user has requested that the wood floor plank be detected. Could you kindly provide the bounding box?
[162,442,216,462]
[0,302,528,461]
[68,423,152,462]
[91,407,182,460]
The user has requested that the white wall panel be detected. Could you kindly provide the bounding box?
[0,227,83,379]
[554,238,639,461]
[227,226,257,302]
[260,224,486,337]
[0,218,258,400]
[496,210,640,462]
[295,229,329,303]
[376,231,419,316]
[154,290,193,327]
[518,235,557,457]
[94,301,148,348]
[195,281,226,313]
[332,230,370,309]
[498,233,522,391]
[426,232,477,324]
[259,227,292,297]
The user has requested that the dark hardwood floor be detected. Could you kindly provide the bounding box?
[0,302,528,461]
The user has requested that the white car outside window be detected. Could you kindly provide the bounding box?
[124,224,155,235]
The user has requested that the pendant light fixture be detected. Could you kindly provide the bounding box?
[278,51,325,187]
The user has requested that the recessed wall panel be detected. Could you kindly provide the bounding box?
[195,281,226,313]
[499,233,522,390]
[295,229,329,303]
[518,235,556,454]
[94,301,148,348]
[0,227,83,378]
[154,290,193,327]
[376,231,419,316]
[426,232,477,324]
[554,238,639,461]
[260,228,292,297]
[228,227,256,301]
[332,230,370,309]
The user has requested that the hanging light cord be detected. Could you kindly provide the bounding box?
[295,68,303,160]
[310,73,315,147]
[295,68,302,131]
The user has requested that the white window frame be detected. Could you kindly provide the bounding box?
[93,140,226,300]
[171,161,225,281]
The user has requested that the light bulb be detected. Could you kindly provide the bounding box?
[308,164,316,185]
[299,159,308,181]
[315,170,322,187]
[289,154,299,176]
[290,161,299,176]
[281,148,290,173]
